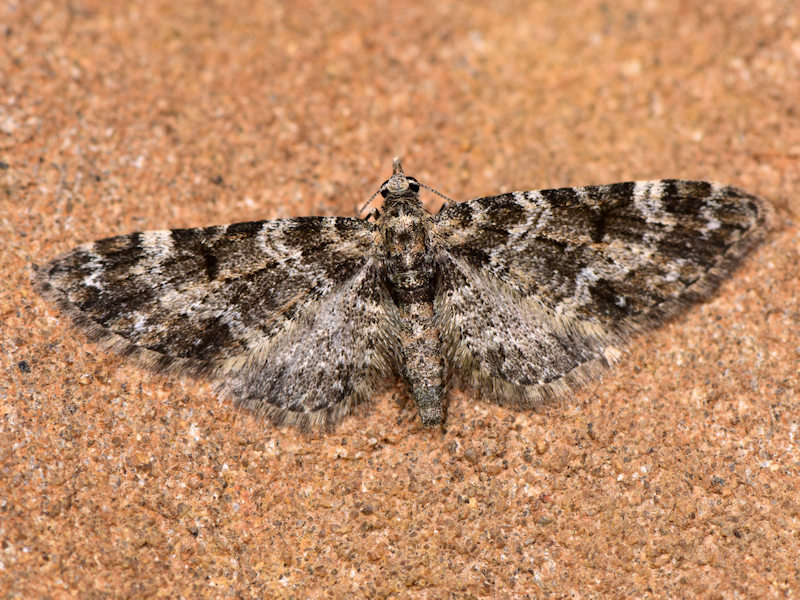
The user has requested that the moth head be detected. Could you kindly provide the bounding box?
[379,157,421,199]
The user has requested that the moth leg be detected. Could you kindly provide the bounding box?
[363,208,382,222]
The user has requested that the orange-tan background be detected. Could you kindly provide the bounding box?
[2,1,799,597]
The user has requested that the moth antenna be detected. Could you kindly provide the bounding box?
[397,155,456,205]
[356,188,381,219]
[419,181,455,206]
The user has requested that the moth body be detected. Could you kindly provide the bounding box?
[379,160,445,426]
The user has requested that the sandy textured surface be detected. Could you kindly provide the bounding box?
[2,1,799,598]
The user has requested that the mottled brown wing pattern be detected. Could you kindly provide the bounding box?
[433,251,623,406]
[34,216,397,427]
[433,180,771,405]
[223,256,400,428]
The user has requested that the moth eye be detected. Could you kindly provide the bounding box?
[408,179,420,193]
[380,187,390,198]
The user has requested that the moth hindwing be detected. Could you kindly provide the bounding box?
[35,160,771,429]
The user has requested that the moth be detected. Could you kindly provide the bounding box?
[34,159,771,429]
